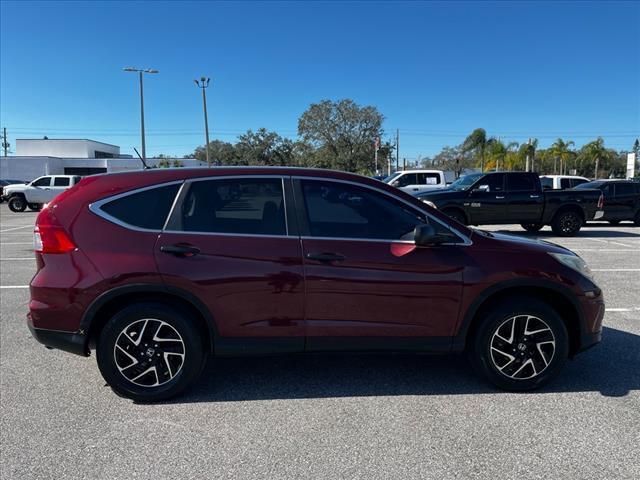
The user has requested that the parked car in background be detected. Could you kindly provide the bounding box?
[540,175,589,190]
[0,179,26,203]
[383,169,447,194]
[417,171,603,236]
[574,179,640,225]
[2,175,81,212]
[27,167,604,401]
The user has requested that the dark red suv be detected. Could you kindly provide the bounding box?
[28,168,604,401]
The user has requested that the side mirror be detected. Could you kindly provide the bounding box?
[414,224,447,246]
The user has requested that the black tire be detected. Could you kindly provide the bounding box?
[551,209,583,236]
[442,208,467,225]
[608,220,620,226]
[97,302,206,402]
[8,196,26,212]
[469,296,569,391]
[521,223,543,232]
[27,203,42,212]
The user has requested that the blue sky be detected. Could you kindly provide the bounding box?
[1,1,638,160]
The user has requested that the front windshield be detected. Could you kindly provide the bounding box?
[383,172,402,183]
[449,173,484,191]
[574,181,604,189]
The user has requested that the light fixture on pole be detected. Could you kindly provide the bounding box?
[194,77,212,167]
[123,67,158,161]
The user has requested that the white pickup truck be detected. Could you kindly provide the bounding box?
[3,175,81,212]
[383,169,448,194]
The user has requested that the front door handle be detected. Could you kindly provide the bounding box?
[305,252,346,263]
[530,194,540,198]
[495,195,505,199]
[160,244,200,257]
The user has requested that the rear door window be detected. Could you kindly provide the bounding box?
[167,178,286,236]
[572,178,588,187]
[614,183,635,197]
[54,177,70,187]
[507,174,536,192]
[560,178,572,189]
[417,173,441,185]
[99,183,180,230]
[540,177,553,189]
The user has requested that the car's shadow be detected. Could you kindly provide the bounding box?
[493,225,640,239]
[166,326,639,404]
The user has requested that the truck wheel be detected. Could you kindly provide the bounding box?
[8,196,26,212]
[521,223,543,232]
[468,296,569,391]
[551,210,583,236]
[442,209,467,225]
[28,203,43,212]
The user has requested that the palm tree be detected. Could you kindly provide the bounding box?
[519,138,538,171]
[549,138,575,175]
[462,128,488,172]
[581,137,609,179]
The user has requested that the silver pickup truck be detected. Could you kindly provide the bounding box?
[3,175,81,212]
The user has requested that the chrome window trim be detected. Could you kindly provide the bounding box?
[293,175,472,246]
[163,174,290,236]
[88,180,184,233]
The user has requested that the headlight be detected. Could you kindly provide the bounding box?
[422,200,437,209]
[549,252,593,279]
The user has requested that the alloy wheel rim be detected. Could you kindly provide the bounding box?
[489,315,555,380]
[113,318,185,387]
[560,213,578,233]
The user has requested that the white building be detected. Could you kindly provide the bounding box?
[1,138,206,180]
[16,139,121,158]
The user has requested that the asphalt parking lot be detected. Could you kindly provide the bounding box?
[1,203,639,480]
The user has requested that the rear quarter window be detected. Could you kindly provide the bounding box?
[98,183,180,230]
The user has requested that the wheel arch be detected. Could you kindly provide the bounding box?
[81,284,217,354]
[441,205,468,224]
[453,280,584,357]
[551,203,585,223]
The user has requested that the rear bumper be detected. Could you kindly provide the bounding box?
[27,315,88,357]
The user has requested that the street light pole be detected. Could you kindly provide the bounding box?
[123,67,158,162]
[194,77,211,167]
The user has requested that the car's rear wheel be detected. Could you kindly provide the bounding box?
[8,196,26,212]
[97,303,205,402]
[521,223,543,232]
[551,210,583,236]
[442,208,467,225]
[469,297,569,391]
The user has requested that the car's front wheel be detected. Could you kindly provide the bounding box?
[521,223,543,232]
[8,196,26,212]
[97,302,206,402]
[469,297,569,391]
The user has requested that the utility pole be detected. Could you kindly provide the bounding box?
[194,77,212,167]
[123,67,158,162]
[1,128,9,156]
[373,137,379,174]
[396,129,400,173]
[594,156,599,179]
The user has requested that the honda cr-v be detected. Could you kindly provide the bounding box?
[28,168,604,401]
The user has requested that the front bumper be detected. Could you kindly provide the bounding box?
[27,315,89,356]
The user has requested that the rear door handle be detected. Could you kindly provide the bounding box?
[160,244,200,257]
[305,252,346,263]
[530,195,540,198]
[495,196,505,199]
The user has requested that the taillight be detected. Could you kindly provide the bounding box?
[597,193,604,209]
[34,207,76,254]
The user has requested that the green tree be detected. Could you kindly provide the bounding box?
[549,138,575,175]
[462,128,489,172]
[193,140,237,165]
[298,99,385,173]
[579,138,610,179]
[518,138,538,172]
[235,128,295,166]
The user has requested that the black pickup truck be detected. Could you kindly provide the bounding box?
[416,171,603,236]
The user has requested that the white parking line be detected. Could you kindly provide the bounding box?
[607,307,640,312]
[584,238,637,248]
[0,257,34,261]
[571,249,637,252]
[0,242,33,245]
[0,286,29,289]
[592,268,640,272]
[0,225,33,233]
